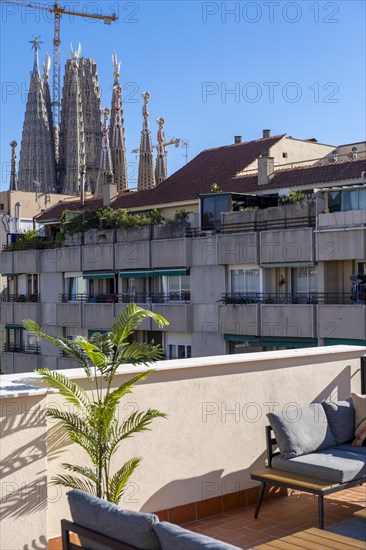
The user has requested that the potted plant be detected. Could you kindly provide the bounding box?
[23,304,169,504]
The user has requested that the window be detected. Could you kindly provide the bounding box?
[282,152,288,158]
[168,344,191,360]
[292,267,318,300]
[201,194,230,229]
[65,274,87,301]
[164,275,190,301]
[329,189,366,213]
[27,274,39,296]
[328,191,342,212]
[230,268,261,295]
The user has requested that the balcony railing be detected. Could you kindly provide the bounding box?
[59,292,191,304]
[186,215,316,237]
[220,292,366,305]
[1,294,40,303]
[3,343,41,355]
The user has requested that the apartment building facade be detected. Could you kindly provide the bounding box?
[1,133,365,373]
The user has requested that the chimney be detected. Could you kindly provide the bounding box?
[258,147,274,185]
[263,129,271,139]
[234,136,242,144]
[103,174,117,207]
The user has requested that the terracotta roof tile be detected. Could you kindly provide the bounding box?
[36,136,366,222]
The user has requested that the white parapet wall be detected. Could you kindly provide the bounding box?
[0,345,365,545]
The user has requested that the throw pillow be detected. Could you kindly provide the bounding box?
[267,403,336,459]
[322,398,355,445]
[351,393,366,446]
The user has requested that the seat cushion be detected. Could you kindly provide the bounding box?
[67,490,160,550]
[272,445,366,483]
[351,393,366,446]
[153,522,241,550]
[322,399,355,445]
[267,403,336,459]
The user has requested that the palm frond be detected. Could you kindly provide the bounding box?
[47,409,96,443]
[51,474,97,495]
[24,319,93,375]
[72,337,109,372]
[108,458,141,504]
[111,305,169,349]
[106,409,167,460]
[36,368,90,409]
[118,341,165,365]
[61,463,100,484]
[105,370,153,406]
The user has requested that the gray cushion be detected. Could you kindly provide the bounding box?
[67,490,160,550]
[153,522,242,550]
[322,399,355,445]
[272,445,366,483]
[267,403,336,459]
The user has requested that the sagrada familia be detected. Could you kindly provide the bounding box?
[10,38,168,195]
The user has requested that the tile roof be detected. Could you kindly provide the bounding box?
[36,135,366,222]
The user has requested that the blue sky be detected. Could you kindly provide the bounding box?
[0,0,365,190]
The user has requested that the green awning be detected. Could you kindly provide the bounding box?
[120,270,154,279]
[259,336,317,348]
[260,262,314,268]
[224,335,257,343]
[154,268,189,277]
[83,271,116,280]
[325,338,366,346]
[5,324,24,330]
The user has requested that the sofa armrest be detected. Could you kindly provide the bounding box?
[61,519,144,550]
[266,425,281,467]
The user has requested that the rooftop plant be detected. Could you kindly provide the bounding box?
[23,304,169,504]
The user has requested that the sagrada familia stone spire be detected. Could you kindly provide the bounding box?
[10,141,18,191]
[110,52,128,192]
[95,108,114,195]
[14,41,177,197]
[59,43,102,194]
[155,117,168,185]
[137,92,156,191]
[17,38,57,192]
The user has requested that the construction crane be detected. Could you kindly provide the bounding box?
[2,0,117,130]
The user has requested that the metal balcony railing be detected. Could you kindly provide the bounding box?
[220,292,366,305]
[1,294,40,303]
[59,292,191,304]
[3,343,41,355]
[186,215,316,237]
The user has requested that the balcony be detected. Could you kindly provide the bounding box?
[3,343,41,354]
[220,292,364,305]
[0,346,364,548]
[2,294,40,303]
[59,292,191,304]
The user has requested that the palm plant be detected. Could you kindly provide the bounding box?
[23,304,169,504]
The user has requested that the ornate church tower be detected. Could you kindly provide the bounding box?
[59,44,102,194]
[10,140,18,191]
[155,117,168,185]
[60,44,85,194]
[137,92,156,191]
[17,38,57,192]
[95,108,114,195]
[110,52,128,192]
[42,53,57,167]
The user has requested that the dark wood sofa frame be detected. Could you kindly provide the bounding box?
[250,426,366,529]
[61,519,142,550]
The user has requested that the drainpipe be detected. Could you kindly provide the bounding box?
[14,202,21,233]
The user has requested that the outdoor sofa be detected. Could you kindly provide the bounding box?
[62,489,242,550]
[251,394,366,528]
